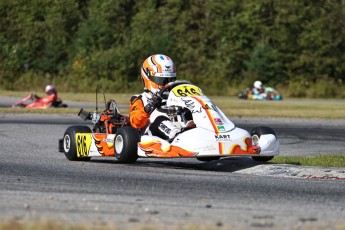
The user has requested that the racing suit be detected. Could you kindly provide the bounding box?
[129,91,181,140]
[35,93,57,104]
[26,92,58,108]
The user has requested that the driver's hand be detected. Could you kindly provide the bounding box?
[144,93,162,114]
[185,120,196,129]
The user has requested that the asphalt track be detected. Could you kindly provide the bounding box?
[0,112,345,229]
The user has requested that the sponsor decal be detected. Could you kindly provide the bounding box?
[215,134,231,142]
[164,65,171,72]
[172,85,204,97]
[76,134,92,157]
[104,138,114,143]
[182,98,202,113]
[194,145,217,151]
[217,126,225,132]
[104,136,115,148]
[214,118,223,125]
[202,103,217,111]
[159,123,171,134]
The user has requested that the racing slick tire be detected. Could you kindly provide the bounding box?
[196,157,220,162]
[61,126,92,161]
[114,126,140,163]
[250,126,276,162]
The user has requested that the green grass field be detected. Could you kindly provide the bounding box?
[271,154,345,167]
[0,221,221,230]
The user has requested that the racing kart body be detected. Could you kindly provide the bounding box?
[59,81,280,163]
[12,94,68,108]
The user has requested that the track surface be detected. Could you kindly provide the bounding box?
[0,114,344,229]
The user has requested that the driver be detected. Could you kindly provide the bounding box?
[26,84,58,108]
[129,54,195,141]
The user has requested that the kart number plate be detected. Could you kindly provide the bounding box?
[76,134,92,157]
[172,85,204,97]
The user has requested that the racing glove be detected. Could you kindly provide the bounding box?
[144,93,162,114]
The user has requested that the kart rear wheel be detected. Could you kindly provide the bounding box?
[251,126,276,162]
[114,126,140,163]
[62,126,92,161]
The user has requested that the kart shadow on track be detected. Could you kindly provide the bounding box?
[88,156,267,173]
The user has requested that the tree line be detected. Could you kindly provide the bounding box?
[1,0,344,98]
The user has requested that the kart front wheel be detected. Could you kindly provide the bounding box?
[251,126,276,162]
[114,126,140,163]
[61,126,92,161]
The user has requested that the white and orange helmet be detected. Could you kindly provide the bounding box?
[141,54,176,93]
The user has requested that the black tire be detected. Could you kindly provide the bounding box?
[196,157,220,162]
[114,126,140,163]
[251,126,276,137]
[250,126,276,162]
[62,126,92,161]
[238,93,248,99]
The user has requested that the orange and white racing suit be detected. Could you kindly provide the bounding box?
[129,91,181,140]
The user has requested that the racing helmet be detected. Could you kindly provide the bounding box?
[254,81,263,89]
[45,85,56,95]
[141,54,176,93]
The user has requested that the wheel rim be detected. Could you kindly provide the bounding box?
[63,134,71,152]
[115,135,124,154]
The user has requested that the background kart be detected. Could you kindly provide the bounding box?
[59,82,280,163]
[238,87,283,101]
[12,94,68,108]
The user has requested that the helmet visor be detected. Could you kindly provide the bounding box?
[148,75,176,86]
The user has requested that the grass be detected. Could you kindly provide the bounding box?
[1,90,345,119]
[271,154,345,167]
[0,220,87,230]
[0,220,224,230]
[0,107,82,114]
[212,96,345,119]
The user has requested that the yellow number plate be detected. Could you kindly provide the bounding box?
[76,134,92,157]
[172,85,204,97]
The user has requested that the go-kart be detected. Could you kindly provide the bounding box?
[58,81,280,163]
[238,87,283,100]
[12,94,68,108]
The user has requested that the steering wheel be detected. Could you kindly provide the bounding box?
[157,80,192,98]
[106,100,119,117]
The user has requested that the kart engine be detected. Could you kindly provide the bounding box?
[78,105,129,134]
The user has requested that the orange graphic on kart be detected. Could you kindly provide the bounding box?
[229,138,260,155]
[93,134,115,156]
[138,141,197,157]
